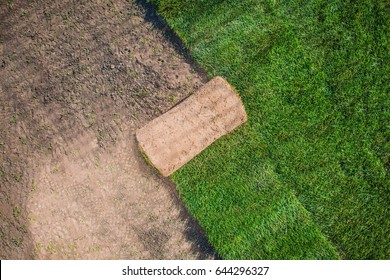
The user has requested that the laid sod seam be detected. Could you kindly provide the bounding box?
[148,0,390,259]
[172,133,339,259]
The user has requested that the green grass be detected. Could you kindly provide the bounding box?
[149,0,390,259]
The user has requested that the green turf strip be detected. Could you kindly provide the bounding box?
[149,0,390,259]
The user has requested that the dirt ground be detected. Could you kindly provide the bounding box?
[0,0,216,259]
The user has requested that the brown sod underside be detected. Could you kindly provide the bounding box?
[136,77,247,176]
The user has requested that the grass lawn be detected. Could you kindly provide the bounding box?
[148,0,389,259]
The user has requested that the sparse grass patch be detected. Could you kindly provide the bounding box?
[134,89,149,97]
[43,10,51,19]
[47,241,58,254]
[12,205,22,218]
[88,246,102,253]
[9,115,17,125]
[28,215,37,222]
[11,172,23,183]
[68,243,77,251]
[7,0,14,10]
[31,181,37,192]
[37,124,52,132]
[11,237,23,247]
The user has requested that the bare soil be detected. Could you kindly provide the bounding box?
[0,0,216,259]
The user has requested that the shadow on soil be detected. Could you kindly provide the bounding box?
[133,135,220,260]
[135,1,220,260]
[136,0,209,83]
[161,179,221,260]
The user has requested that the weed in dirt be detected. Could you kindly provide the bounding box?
[51,167,60,174]
[47,241,58,254]
[31,182,37,192]
[9,116,17,125]
[87,114,97,120]
[11,237,23,247]
[47,142,53,151]
[11,173,22,183]
[147,212,158,222]
[19,10,28,17]
[17,225,28,234]
[118,126,124,132]
[43,10,51,19]
[68,243,77,251]
[35,243,43,251]
[18,137,27,145]
[62,13,69,21]
[169,94,178,103]
[7,0,13,10]
[37,124,51,132]
[88,246,102,253]
[134,89,149,97]
[12,206,22,218]
[28,215,36,222]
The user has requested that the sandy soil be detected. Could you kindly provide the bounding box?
[0,0,216,259]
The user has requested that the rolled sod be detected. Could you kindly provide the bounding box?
[136,76,247,176]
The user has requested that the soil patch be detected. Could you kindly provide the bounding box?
[0,0,216,259]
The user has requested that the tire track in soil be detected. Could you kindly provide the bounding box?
[0,0,216,259]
